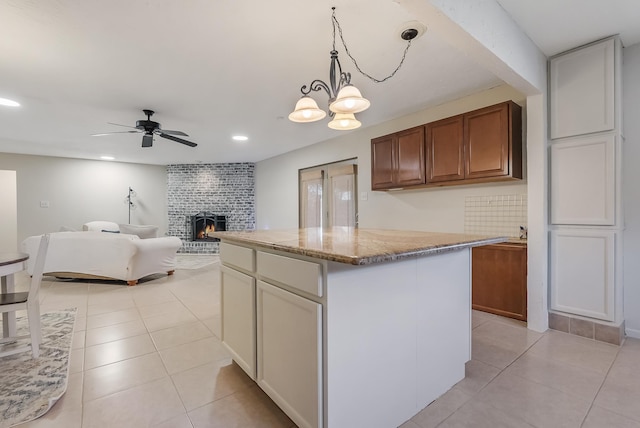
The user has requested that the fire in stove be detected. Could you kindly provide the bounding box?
[191,212,226,242]
[198,224,216,239]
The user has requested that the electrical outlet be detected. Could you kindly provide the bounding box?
[39,200,50,208]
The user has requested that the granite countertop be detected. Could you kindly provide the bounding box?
[213,228,507,265]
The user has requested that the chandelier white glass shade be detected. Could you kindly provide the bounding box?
[288,96,327,123]
[330,84,370,114]
[328,113,361,130]
[289,8,421,130]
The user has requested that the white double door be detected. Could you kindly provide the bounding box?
[300,162,357,228]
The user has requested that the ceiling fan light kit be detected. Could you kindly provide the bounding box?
[289,7,423,130]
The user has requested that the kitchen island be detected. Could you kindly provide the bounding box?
[214,228,505,428]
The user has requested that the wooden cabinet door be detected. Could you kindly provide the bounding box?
[395,126,426,187]
[371,135,395,190]
[464,103,511,179]
[426,115,464,183]
[472,243,527,321]
[257,280,322,428]
[220,266,256,378]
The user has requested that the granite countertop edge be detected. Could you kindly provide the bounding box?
[215,232,507,266]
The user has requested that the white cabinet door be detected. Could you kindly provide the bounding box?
[550,37,615,139]
[220,266,256,378]
[256,280,322,428]
[550,229,615,321]
[550,133,615,225]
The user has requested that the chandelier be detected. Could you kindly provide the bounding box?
[288,7,424,130]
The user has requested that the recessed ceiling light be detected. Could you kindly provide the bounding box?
[0,97,20,107]
[100,155,115,161]
[232,135,248,141]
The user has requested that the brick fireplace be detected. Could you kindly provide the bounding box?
[167,163,255,254]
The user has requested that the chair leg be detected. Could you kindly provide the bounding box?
[27,302,41,358]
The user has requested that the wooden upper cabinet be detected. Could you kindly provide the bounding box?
[396,127,426,187]
[371,126,425,190]
[426,115,464,183]
[371,101,522,191]
[464,101,522,180]
[371,135,395,190]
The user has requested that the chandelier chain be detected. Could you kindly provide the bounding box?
[331,10,413,84]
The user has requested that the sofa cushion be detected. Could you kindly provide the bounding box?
[83,221,120,233]
[118,224,159,239]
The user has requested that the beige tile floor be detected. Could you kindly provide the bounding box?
[6,258,640,428]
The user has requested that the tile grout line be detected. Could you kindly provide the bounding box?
[578,340,626,427]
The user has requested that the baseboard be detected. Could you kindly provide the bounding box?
[548,312,624,345]
[625,327,640,339]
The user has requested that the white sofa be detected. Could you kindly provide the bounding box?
[21,231,182,286]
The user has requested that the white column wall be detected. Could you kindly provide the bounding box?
[0,170,18,252]
[623,43,640,338]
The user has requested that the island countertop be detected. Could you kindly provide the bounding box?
[213,228,506,265]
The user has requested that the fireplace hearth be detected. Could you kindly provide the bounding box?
[191,212,226,241]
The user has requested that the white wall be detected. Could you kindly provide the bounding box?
[623,43,640,337]
[0,153,168,245]
[256,85,527,232]
[0,170,17,251]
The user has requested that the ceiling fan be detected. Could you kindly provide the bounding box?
[93,109,197,148]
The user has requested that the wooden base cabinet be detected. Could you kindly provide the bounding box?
[472,243,527,321]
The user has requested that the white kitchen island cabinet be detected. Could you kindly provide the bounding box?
[217,228,504,428]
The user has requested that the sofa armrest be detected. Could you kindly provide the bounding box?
[22,232,137,279]
[127,237,183,281]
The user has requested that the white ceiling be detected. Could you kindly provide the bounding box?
[0,0,638,166]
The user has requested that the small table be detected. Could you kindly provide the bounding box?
[0,252,29,338]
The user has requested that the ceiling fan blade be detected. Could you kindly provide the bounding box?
[107,122,140,130]
[158,132,197,147]
[92,130,141,137]
[142,133,153,147]
[158,129,189,136]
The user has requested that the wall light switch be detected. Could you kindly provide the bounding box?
[40,200,50,208]
[360,191,368,201]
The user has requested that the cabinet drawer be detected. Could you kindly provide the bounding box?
[257,251,323,297]
[220,242,255,273]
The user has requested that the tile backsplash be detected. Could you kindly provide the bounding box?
[464,194,527,238]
